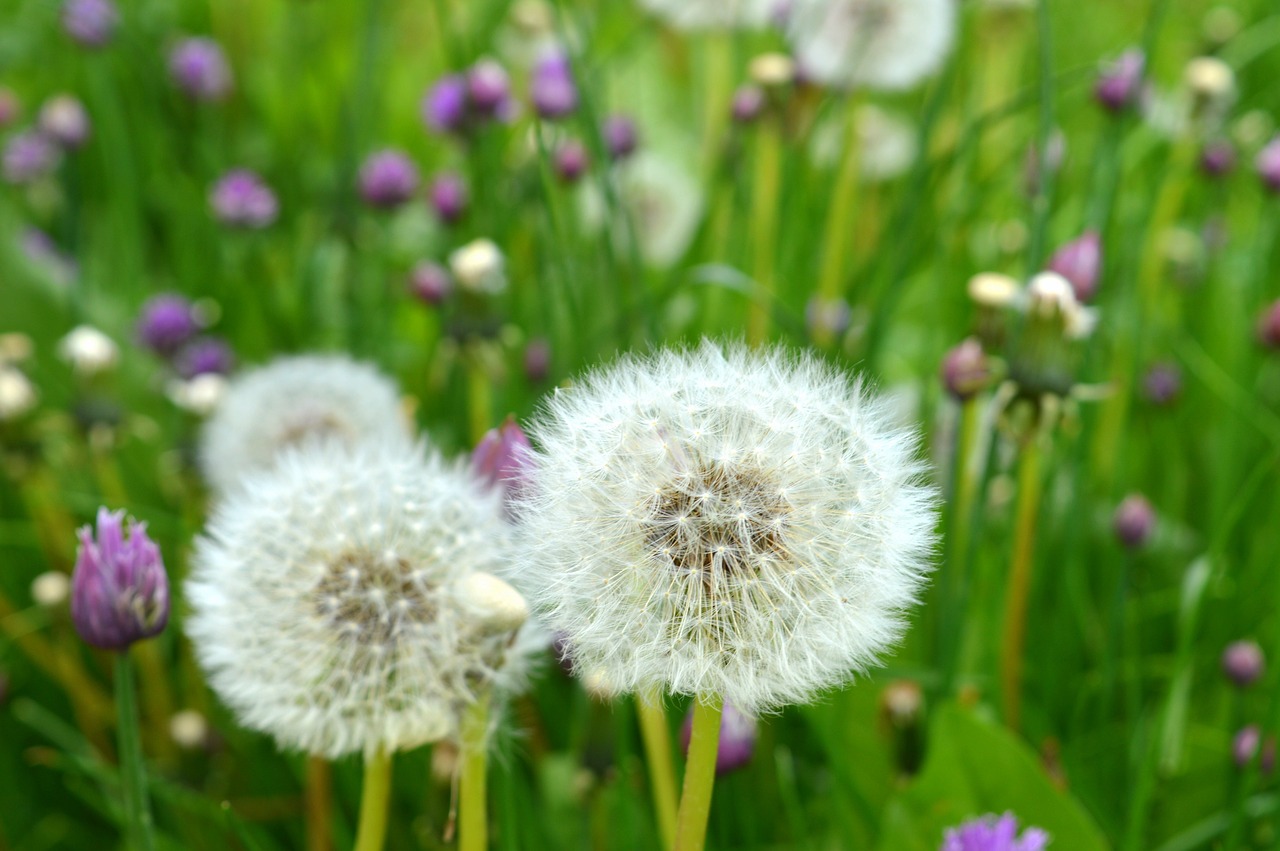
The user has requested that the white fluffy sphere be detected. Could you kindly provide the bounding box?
[198,354,412,494]
[186,440,529,758]
[517,342,936,714]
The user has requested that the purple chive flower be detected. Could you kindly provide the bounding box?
[1258,138,1280,194]
[136,293,199,356]
[358,149,420,209]
[1233,725,1277,773]
[422,74,469,134]
[70,507,169,651]
[1046,230,1101,302]
[38,95,91,149]
[1142,362,1182,406]
[942,813,1050,851]
[169,38,233,101]
[428,171,468,224]
[0,88,20,129]
[554,139,590,183]
[174,337,235,379]
[210,169,278,228]
[1095,49,1145,113]
[472,416,533,512]
[524,338,551,383]
[1114,494,1156,549]
[1258,300,1280,350]
[62,0,119,48]
[467,59,512,117]
[408,261,452,306]
[1222,640,1265,688]
[603,114,639,161]
[731,85,765,124]
[1200,139,1235,178]
[941,338,990,402]
[680,702,758,776]
[530,51,578,120]
[3,131,59,184]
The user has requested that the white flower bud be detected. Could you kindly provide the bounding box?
[0,367,37,420]
[31,571,70,607]
[1184,56,1234,103]
[967,272,1020,308]
[449,238,507,295]
[748,52,795,88]
[169,709,210,750]
[454,572,530,635]
[167,373,227,417]
[58,325,119,376]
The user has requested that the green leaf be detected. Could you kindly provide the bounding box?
[877,703,1110,851]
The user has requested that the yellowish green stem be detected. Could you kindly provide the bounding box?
[305,756,332,851]
[700,34,733,177]
[812,96,863,347]
[353,749,393,851]
[459,694,491,851]
[999,438,1044,733]
[673,696,722,851]
[637,692,679,850]
[465,347,493,445]
[746,118,782,347]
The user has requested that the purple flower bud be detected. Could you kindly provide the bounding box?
[71,507,169,651]
[422,74,469,134]
[1258,137,1280,194]
[1233,725,1276,774]
[1046,230,1102,302]
[805,296,852,341]
[1200,139,1235,178]
[174,336,235,379]
[530,51,578,120]
[0,88,21,129]
[62,0,119,48]
[169,38,233,101]
[1095,49,1145,113]
[941,338,989,402]
[210,169,278,228]
[467,59,512,117]
[1142,362,1182,406]
[136,293,199,356]
[942,813,1050,851]
[1114,494,1155,549]
[1223,640,1265,688]
[428,171,468,224]
[680,701,757,776]
[554,139,590,183]
[408,261,453,306]
[3,131,59,184]
[358,149,419,209]
[731,85,765,124]
[38,95,91,149]
[603,114,639,161]
[472,416,533,512]
[1258,300,1280,350]
[524,338,551,383]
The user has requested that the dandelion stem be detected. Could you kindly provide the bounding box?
[673,696,722,851]
[637,692,679,850]
[459,694,491,851]
[305,756,332,851]
[353,749,393,851]
[939,397,982,694]
[814,94,863,347]
[115,650,156,851]
[466,348,493,444]
[700,33,734,178]
[999,436,1044,733]
[746,116,782,346]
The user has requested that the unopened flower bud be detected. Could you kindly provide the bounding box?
[62,0,118,48]
[1046,230,1101,302]
[169,38,233,101]
[3,132,59,185]
[554,139,590,183]
[71,507,169,651]
[409,261,453,306]
[38,95,91,149]
[175,336,235,379]
[467,59,512,116]
[967,273,1020,309]
[880,680,925,776]
[806,296,852,342]
[454,572,529,635]
[1113,494,1155,549]
[167,373,226,415]
[473,416,533,510]
[1258,299,1280,349]
[603,115,639,161]
[680,701,757,776]
[749,52,795,89]
[1257,138,1280,194]
[32,571,71,608]
[210,169,278,228]
[169,709,210,750]
[423,75,469,134]
[59,325,119,376]
[530,51,578,119]
[1185,56,1234,116]
[137,293,199,356]
[1095,49,1144,113]
[731,85,765,124]
[1200,139,1235,178]
[0,367,37,421]
[940,338,989,402]
[1142,362,1182,406]
[1233,725,1276,773]
[449,238,506,294]
[524,338,551,382]
[429,172,468,224]
[359,149,419,209]
[1222,640,1265,688]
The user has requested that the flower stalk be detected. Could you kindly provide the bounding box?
[305,756,332,851]
[673,696,723,851]
[459,694,490,851]
[115,651,156,851]
[637,692,679,849]
[353,749,392,851]
[747,116,782,346]
[999,435,1045,732]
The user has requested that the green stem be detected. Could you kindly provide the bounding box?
[637,693,679,850]
[466,348,493,446]
[814,94,863,341]
[746,117,782,347]
[115,651,155,851]
[459,695,491,851]
[939,398,981,695]
[353,749,393,851]
[305,756,333,851]
[999,437,1044,733]
[673,696,723,851]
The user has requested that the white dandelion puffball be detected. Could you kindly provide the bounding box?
[786,0,956,92]
[579,152,703,269]
[518,342,937,713]
[638,0,774,31]
[198,354,412,494]
[186,440,531,758]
